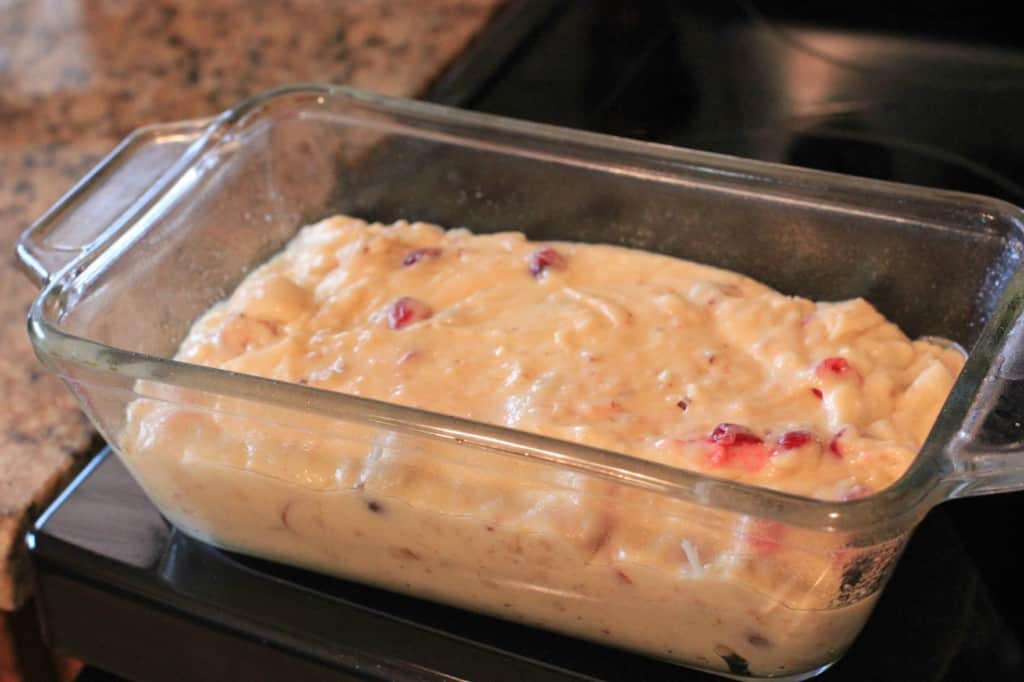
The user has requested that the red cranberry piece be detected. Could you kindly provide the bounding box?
[811,388,823,400]
[528,247,567,277]
[707,441,771,471]
[402,247,442,266]
[749,520,785,555]
[829,428,847,458]
[736,443,772,471]
[706,425,771,471]
[816,357,860,381]
[776,430,815,450]
[709,423,763,446]
[387,297,432,330]
[706,446,733,467]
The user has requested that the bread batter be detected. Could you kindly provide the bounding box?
[121,216,964,677]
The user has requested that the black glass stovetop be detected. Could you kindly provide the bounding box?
[30,2,1024,680]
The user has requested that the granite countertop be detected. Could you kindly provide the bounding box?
[0,0,504,611]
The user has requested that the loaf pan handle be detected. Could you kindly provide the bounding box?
[945,307,1024,498]
[16,119,211,287]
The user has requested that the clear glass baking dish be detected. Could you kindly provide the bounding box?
[16,84,1024,680]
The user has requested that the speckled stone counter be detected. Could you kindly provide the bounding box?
[0,0,503,611]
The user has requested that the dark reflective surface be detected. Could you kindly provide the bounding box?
[474,1,1024,206]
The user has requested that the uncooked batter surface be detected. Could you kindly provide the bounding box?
[173,215,964,499]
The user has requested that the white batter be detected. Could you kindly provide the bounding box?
[121,216,964,678]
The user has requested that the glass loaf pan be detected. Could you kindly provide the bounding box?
[17,85,1024,680]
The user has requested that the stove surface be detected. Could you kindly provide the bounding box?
[30,1,1024,680]
[473,0,1024,205]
